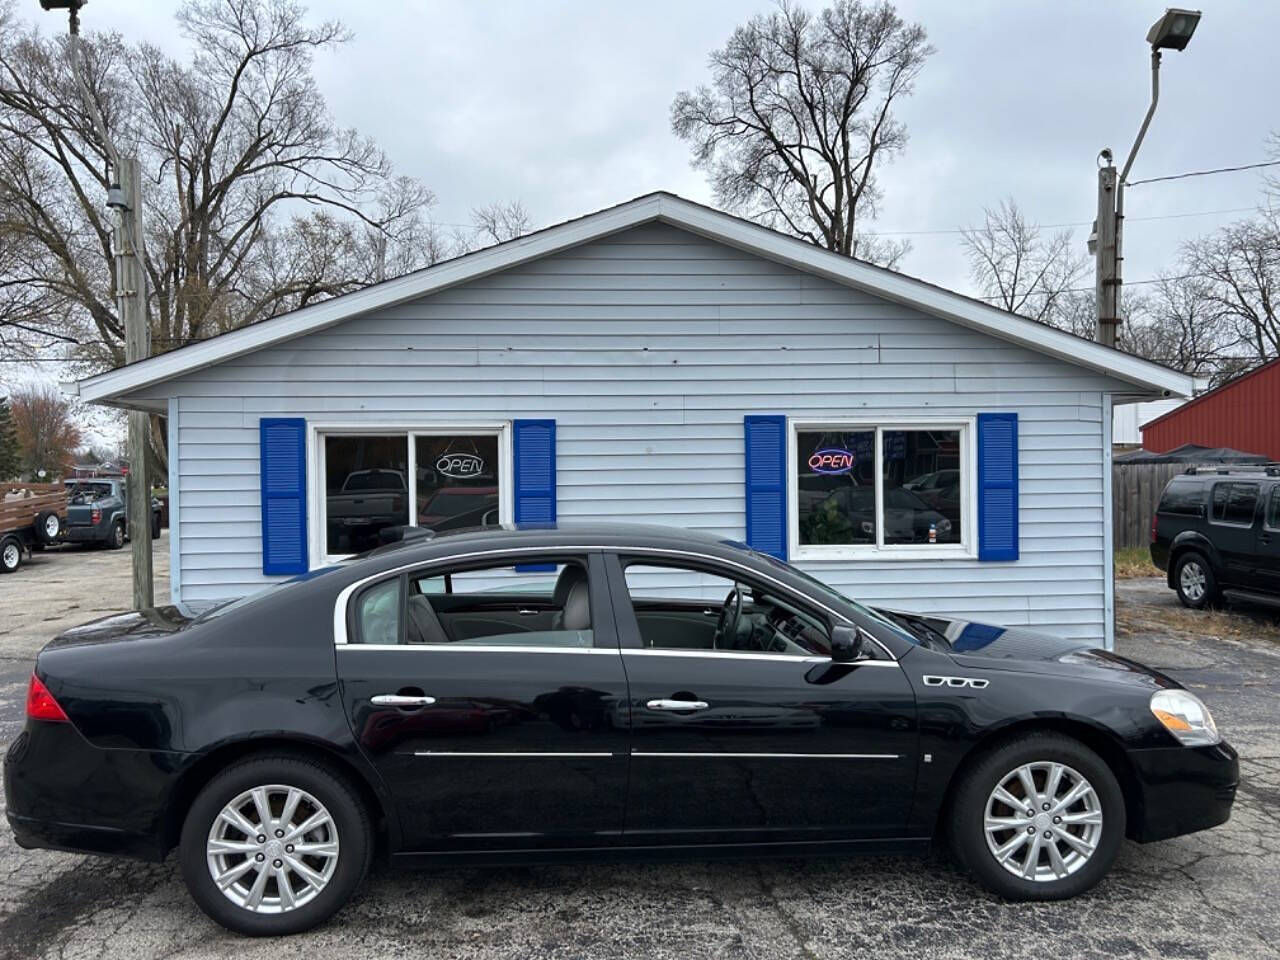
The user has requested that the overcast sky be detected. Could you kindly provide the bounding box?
[6,0,1279,418]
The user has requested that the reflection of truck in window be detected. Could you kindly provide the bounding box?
[326,470,408,549]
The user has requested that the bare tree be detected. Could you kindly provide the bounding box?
[0,0,436,372]
[1182,210,1280,366]
[671,0,932,268]
[10,382,82,479]
[961,198,1089,327]
[470,200,532,246]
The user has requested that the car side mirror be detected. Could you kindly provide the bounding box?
[830,625,867,663]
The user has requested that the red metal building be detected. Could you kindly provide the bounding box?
[1142,358,1280,460]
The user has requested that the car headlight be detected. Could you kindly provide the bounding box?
[1150,689,1221,747]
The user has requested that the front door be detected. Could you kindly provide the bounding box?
[1256,484,1280,596]
[607,554,918,844]
[1209,481,1263,588]
[336,552,630,851]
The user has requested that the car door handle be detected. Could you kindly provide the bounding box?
[517,608,540,616]
[371,694,436,708]
[646,699,710,711]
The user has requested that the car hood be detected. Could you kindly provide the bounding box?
[42,604,209,651]
[873,608,1178,689]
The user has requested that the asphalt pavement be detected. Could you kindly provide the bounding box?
[0,547,1277,959]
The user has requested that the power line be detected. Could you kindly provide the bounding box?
[859,205,1257,238]
[1128,160,1280,187]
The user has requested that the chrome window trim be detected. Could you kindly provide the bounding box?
[330,543,897,661]
[338,643,617,655]
[621,649,899,666]
[414,751,614,758]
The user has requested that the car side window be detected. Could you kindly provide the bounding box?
[621,559,830,657]
[1210,482,1259,526]
[354,577,402,646]
[403,557,593,648]
[1268,487,1280,530]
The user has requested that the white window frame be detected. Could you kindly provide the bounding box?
[787,417,978,562]
[309,421,513,566]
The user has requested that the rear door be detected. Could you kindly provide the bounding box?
[607,553,918,845]
[1256,484,1280,595]
[1208,481,1263,588]
[336,551,630,852]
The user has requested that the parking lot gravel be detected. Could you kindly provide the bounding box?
[1,546,1277,959]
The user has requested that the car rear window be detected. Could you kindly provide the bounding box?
[1158,479,1203,516]
[1210,482,1259,526]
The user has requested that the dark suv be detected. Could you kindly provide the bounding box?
[1151,467,1280,608]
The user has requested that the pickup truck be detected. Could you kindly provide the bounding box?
[63,478,162,549]
[325,468,409,552]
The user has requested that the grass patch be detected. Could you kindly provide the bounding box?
[1114,547,1160,579]
[1117,601,1280,644]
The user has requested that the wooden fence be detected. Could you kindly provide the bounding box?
[1,482,67,536]
[1112,461,1198,549]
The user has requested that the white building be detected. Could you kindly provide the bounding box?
[70,193,1193,647]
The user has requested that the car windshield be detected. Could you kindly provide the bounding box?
[342,471,405,492]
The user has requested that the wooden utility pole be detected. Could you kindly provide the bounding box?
[52,0,154,608]
[1094,163,1120,348]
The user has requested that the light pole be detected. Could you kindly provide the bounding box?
[39,0,154,609]
[1091,7,1202,348]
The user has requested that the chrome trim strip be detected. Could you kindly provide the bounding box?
[338,644,618,655]
[630,751,900,760]
[413,751,615,758]
[622,649,898,665]
[329,542,896,661]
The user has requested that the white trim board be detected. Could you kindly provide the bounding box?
[68,192,1196,405]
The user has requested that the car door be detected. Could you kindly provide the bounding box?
[1255,483,1280,595]
[1208,481,1263,588]
[336,551,630,852]
[606,553,918,845]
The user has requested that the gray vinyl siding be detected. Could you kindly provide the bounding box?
[146,223,1124,641]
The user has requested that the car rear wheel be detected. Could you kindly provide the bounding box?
[948,733,1124,901]
[1174,552,1217,609]
[178,754,372,936]
[106,520,125,550]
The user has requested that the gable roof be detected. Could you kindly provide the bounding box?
[70,191,1194,404]
[1142,357,1279,430]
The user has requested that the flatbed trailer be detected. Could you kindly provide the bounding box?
[0,483,67,573]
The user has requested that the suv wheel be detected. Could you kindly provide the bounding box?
[1174,552,1217,609]
[948,733,1124,901]
[179,754,372,936]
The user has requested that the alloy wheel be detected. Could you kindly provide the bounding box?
[1180,561,1206,602]
[983,761,1103,882]
[206,784,340,914]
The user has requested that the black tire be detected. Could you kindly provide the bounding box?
[0,537,21,573]
[152,511,162,539]
[179,753,372,936]
[948,733,1125,901]
[34,509,62,544]
[1173,551,1218,609]
[106,520,126,550]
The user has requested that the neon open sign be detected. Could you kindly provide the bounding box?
[436,453,485,479]
[808,448,854,475]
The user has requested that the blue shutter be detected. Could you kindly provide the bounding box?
[513,419,556,525]
[259,418,309,575]
[744,415,787,560]
[977,412,1019,562]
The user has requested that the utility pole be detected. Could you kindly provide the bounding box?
[42,0,153,608]
[1091,8,1202,349]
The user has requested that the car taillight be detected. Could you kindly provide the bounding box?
[1151,513,1159,543]
[90,506,101,524]
[26,674,69,723]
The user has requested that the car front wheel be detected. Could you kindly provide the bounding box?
[948,733,1124,901]
[1174,552,1217,609]
[178,754,372,936]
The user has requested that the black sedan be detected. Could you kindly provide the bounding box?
[5,524,1238,936]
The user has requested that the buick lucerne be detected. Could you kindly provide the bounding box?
[5,524,1238,935]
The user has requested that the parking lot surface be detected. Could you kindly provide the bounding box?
[1,548,1277,959]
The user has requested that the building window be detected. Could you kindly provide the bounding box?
[791,421,972,558]
[320,427,507,559]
